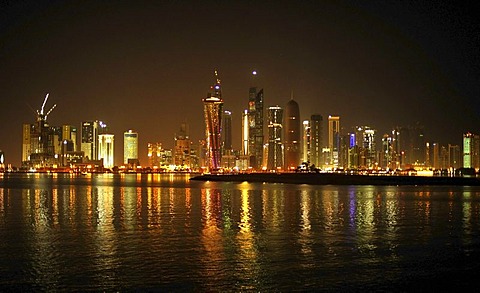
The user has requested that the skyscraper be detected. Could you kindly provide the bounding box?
[147,142,162,168]
[463,132,480,169]
[284,98,300,170]
[81,120,101,161]
[123,130,138,165]
[221,110,233,154]
[174,122,191,168]
[302,120,310,164]
[98,133,114,168]
[247,73,264,170]
[62,125,78,151]
[267,106,283,171]
[309,114,323,168]
[328,115,340,168]
[202,70,223,172]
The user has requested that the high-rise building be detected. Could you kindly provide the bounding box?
[98,133,114,168]
[328,115,340,168]
[242,109,249,156]
[123,130,138,165]
[147,142,162,168]
[448,144,461,169]
[354,126,377,168]
[174,122,191,168]
[247,74,264,170]
[202,70,224,172]
[22,123,32,163]
[284,98,301,170]
[463,133,480,169]
[380,134,393,169]
[302,120,310,164]
[222,110,233,154]
[81,121,101,161]
[62,125,78,151]
[310,114,323,168]
[267,106,283,170]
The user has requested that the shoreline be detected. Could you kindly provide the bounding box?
[190,173,480,186]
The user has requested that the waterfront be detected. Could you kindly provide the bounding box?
[1,173,480,291]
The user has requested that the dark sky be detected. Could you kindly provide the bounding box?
[1,0,479,166]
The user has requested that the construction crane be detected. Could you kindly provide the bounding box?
[36,93,56,121]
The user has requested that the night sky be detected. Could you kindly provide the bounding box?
[1,1,479,166]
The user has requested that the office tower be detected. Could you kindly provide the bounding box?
[147,142,162,168]
[174,122,191,168]
[248,77,264,170]
[62,125,78,151]
[302,120,310,164]
[309,114,323,168]
[242,110,249,156]
[354,126,377,168]
[22,123,32,163]
[222,110,233,154]
[98,133,114,168]
[463,133,480,169]
[432,142,440,170]
[328,115,340,168]
[284,98,300,170]
[267,106,283,170]
[123,130,138,165]
[448,144,461,169]
[381,134,393,169]
[81,121,100,161]
[25,94,57,167]
[202,70,223,172]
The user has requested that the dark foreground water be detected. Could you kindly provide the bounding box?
[1,173,480,291]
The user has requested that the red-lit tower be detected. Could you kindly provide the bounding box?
[202,70,224,172]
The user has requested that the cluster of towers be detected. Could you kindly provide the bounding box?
[202,70,324,173]
[21,94,139,170]
[201,70,476,174]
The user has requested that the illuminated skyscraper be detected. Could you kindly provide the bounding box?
[98,133,114,168]
[62,125,78,151]
[302,120,310,164]
[22,123,32,163]
[123,130,138,165]
[248,71,264,170]
[328,115,340,168]
[222,110,233,154]
[174,122,191,168]
[81,120,106,161]
[147,142,162,168]
[284,98,300,170]
[267,106,283,170]
[24,94,57,167]
[463,132,480,169]
[310,114,323,168]
[354,126,377,168]
[202,70,224,172]
[242,110,249,156]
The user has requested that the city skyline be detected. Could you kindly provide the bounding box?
[1,1,480,166]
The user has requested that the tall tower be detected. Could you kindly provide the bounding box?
[284,98,301,170]
[174,122,191,168]
[247,71,264,170]
[81,121,100,161]
[310,114,323,168]
[123,130,138,165]
[98,133,114,168]
[222,110,233,154]
[267,106,283,171]
[463,132,480,169]
[328,115,340,168]
[302,120,310,164]
[202,70,224,172]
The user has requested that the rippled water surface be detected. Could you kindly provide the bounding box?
[1,173,480,291]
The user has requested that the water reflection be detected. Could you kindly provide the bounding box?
[1,175,480,290]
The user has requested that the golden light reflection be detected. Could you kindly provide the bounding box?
[200,188,224,279]
[299,190,313,259]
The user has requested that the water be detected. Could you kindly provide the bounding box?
[1,173,480,291]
